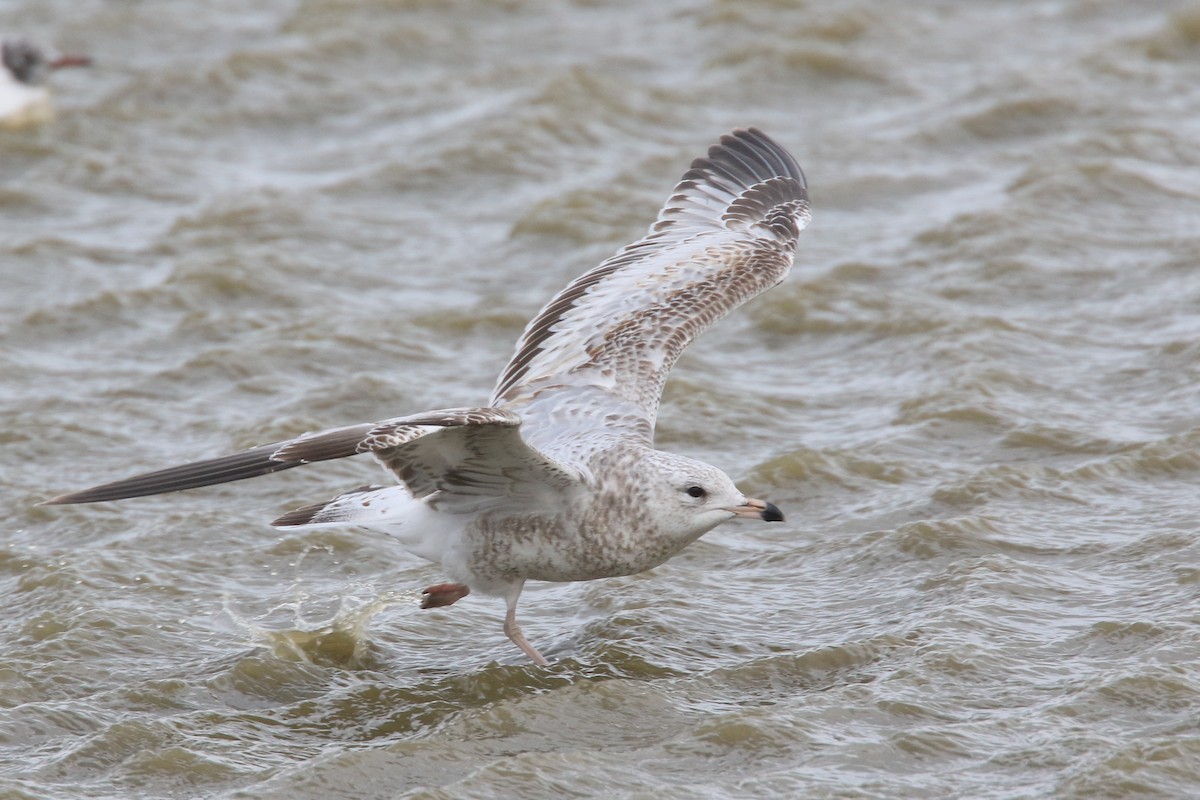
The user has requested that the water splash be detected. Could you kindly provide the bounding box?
[218,586,421,669]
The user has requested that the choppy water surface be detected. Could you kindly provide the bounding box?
[3,1,1200,797]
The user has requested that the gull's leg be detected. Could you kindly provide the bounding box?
[503,582,548,666]
[420,582,470,609]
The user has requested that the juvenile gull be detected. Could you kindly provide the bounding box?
[44,128,810,665]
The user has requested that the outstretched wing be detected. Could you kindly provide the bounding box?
[490,128,810,435]
[43,408,578,507]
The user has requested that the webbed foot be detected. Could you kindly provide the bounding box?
[420,583,470,609]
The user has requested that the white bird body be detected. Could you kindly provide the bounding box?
[0,68,51,128]
[45,129,810,664]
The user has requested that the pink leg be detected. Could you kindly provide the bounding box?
[421,582,470,609]
[503,589,549,666]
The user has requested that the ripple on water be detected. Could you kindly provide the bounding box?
[1056,736,1200,800]
[930,463,1088,511]
[1130,6,1200,61]
[959,95,1086,142]
[37,717,177,783]
[754,276,959,338]
[695,3,891,87]
[693,635,906,706]
[122,746,253,794]
[1066,429,1200,482]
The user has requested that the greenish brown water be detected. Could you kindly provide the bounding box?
[4,1,1200,797]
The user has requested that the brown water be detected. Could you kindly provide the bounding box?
[4,1,1200,797]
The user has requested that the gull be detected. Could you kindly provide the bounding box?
[44,128,811,665]
[0,39,90,128]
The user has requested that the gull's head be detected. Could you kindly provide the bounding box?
[643,452,784,541]
[2,40,91,86]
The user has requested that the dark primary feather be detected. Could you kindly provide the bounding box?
[40,442,307,505]
[42,410,520,506]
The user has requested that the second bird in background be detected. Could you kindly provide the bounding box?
[0,38,90,128]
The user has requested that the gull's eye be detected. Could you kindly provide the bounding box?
[686,485,707,499]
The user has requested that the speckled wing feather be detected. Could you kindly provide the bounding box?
[490,128,809,433]
[283,409,579,505]
[44,408,577,505]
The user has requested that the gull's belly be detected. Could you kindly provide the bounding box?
[0,86,52,129]
[463,514,695,584]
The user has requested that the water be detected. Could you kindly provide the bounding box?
[3,0,1200,797]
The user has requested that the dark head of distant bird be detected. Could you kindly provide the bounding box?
[2,39,91,86]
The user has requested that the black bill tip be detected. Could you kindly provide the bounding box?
[761,501,784,522]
